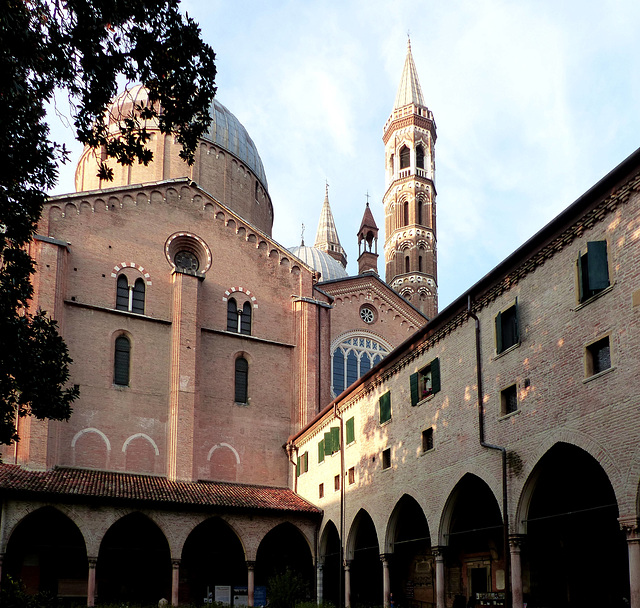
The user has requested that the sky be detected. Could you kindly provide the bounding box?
[49,0,640,310]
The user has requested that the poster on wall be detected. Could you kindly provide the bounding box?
[254,585,267,607]
[215,585,232,605]
[233,586,248,606]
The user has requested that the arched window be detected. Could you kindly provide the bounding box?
[418,201,423,225]
[227,298,238,332]
[116,275,129,310]
[331,335,391,398]
[405,256,410,273]
[116,275,145,314]
[235,357,248,404]
[132,279,145,314]
[241,302,252,335]
[403,201,409,226]
[114,336,131,386]
[400,145,410,170]
[416,144,425,169]
[419,256,423,272]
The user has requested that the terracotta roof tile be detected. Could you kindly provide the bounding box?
[0,465,320,514]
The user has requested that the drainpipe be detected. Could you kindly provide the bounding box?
[333,403,345,608]
[467,296,511,608]
[286,442,299,494]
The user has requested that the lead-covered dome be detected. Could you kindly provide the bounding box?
[289,245,348,282]
[205,100,268,192]
[75,85,274,236]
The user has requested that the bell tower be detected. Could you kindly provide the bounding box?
[383,39,437,318]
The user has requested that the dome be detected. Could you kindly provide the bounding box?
[104,86,268,192]
[288,245,348,282]
[204,100,268,192]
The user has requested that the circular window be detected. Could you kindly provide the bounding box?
[175,250,199,272]
[360,305,375,324]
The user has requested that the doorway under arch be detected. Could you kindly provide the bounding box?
[521,442,627,607]
[320,520,341,606]
[347,509,382,607]
[97,512,171,604]
[4,506,88,598]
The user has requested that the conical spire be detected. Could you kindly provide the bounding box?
[358,201,379,235]
[394,38,425,109]
[315,183,347,268]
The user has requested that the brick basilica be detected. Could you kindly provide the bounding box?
[3,41,640,608]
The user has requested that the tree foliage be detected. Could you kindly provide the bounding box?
[0,0,217,444]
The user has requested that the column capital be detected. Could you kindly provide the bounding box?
[380,553,392,565]
[620,516,640,540]
[431,546,446,561]
[172,559,181,569]
[88,557,98,568]
[509,534,526,551]
[343,559,353,571]
[246,560,256,570]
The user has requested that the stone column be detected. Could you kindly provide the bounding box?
[247,561,256,607]
[509,535,525,608]
[171,559,181,606]
[432,547,445,608]
[316,561,324,605]
[344,560,352,608]
[621,518,640,608]
[380,554,391,608]
[87,557,97,607]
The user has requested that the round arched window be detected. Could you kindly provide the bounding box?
[174,250,199,272]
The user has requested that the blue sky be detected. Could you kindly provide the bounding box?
[50,0,640,310]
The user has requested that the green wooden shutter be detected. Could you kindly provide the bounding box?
[346,417,355,444]
[324,431,333,456]
[587,241,609,291]
[495,310,503,353]
[410,372,419,406]
[296,455,301,477]
[577,254,586,302]
[318,439,325,463]
[431,358,441,394]
[379,391,391,423]
[331,426,340,453]
[303,452,308,473]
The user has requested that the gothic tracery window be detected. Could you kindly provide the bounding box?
[400,145,410,170]
[331,335,391,398]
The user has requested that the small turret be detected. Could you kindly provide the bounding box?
[314,184,347,268]
[357,201,379,275]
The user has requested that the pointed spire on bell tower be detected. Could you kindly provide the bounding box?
[357,195,379,275]
[394,37,425,109]
[382,40,438,319]
[314,182,347,269]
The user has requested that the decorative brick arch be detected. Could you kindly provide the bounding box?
[222,287,258,309]
[122,433,160,455]
[111,262,152,286]
[207,443,240,464]
[71,427,111,451]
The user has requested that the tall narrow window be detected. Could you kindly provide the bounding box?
[114,336,131,386]
[132,279,145,314]
[405,256,410,273]
[400,145,410,170]
[416,145,425,169]
[240,301,252,335]
[116,275,129,310]
[496,300,519,354]
[418,201,423,225]
[403,201,409,226]
[419,256,423,272]
[235,357,249,403]
[227,298,238,332]
[578,241,610,302]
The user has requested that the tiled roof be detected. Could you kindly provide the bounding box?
[0,465,321,514]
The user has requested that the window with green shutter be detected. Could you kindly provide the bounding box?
[578,241,610,302]
[379,391,391,424]
[346,417,355,444]
[318,439,325,463]
[296,452,309,476]
[410,358,441,405]
[324,426,340,456]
